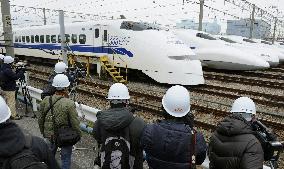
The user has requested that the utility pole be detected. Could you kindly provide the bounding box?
[43,8,47,25]
[1,0,14,57]
[198,0,204,31]
[249,4,255,39]
[59,10,68,66]
[272,17,277,44]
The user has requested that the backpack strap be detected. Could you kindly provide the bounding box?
[49,96,63,141]
[186,125,197,169]
[24,133,33,149]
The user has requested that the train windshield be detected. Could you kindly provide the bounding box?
[219,37,237,43]
[196,33,216,40]
[243,38,257,43]
[120,21,161,31]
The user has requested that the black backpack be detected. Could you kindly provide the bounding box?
[0,134,48,169]
[100,128,133,169]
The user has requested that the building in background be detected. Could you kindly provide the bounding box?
[226,19,271,39]
[176,17,221,35]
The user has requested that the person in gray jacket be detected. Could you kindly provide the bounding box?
[93,83,146,169]
[208,97,264,169]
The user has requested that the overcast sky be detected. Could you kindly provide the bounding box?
[1,0,283,34]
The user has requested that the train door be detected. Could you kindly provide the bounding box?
[93,25,108,54]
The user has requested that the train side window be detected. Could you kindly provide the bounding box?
[40,35,44,43]
[95,28,99,38]
[22,36,26,43]
[26,36,30,43]
[19,36,21,42]
[31,35,34,43]
[71,34,77,44]
[79,34,86,44]
[46,35,50,43]
[51,35,56,43]
[103,30,107,41]
[58,35,61,43]
[65,34,70,43]
[35,35,39,43]
[15,36,18,42]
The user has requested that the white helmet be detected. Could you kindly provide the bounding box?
[0,54,5,60]
[107,83,130,100]
[231,97,256,121]
[54,62,68,73]
[162,85,190,118]
[52,74,70,89]
[0,96,11,123]
[3,56,14,64]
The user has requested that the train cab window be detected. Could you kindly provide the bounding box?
[79,34,86,44]
[26,36,30,43]
[220,37,236,43]
[65,34,70,43]
[196,33,216,40]
[58,35,61,43]
[35,35,39,43]
[243,38,256,43]
[71,34,77,44]
[40,35,44,43]
[31,35,34,43]
[22,36,25,43]
[51,35,56,43]
[46,35,50,43]
[95,29,99,38]
[103,30,107,41]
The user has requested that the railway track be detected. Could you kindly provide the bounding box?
[27,71,284,139]
[203,71,284,90]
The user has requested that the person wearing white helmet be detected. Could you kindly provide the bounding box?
[141,85,207,169]
[208,97,264,169]
[0,55,24,120]
[41,61,70,100]
[38,74,81,169]
[93,83,146,169]
[0,93,60,169]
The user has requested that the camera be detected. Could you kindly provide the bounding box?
[67,67,87,85]
[252,120,283,163]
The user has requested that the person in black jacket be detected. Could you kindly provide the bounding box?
[141,85,207,169]
[0,94,60,169]
[93,83,146,169]
[208,97,264,169]
[0,56,24,120]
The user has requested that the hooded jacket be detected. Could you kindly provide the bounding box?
[93,107,146,169]
[0,64,24,91]
[0,121,60,169]
[141,119,207,169]
[208,114,264,169]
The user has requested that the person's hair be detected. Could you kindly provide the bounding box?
[110,99,128,108]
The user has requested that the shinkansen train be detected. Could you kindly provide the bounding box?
[0,20,205,85]
[173,29,270,70]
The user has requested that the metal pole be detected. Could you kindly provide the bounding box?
[272,17,277,44]
[249,4,255,39]
[59,10,68,66]
[1,0,14,57]
[43,8,47,25]
[198,0,204,31]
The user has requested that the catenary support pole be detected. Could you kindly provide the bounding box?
[249,4,255,39]
[59,10,68,66]
[272,17,278,44]
[43,8,47,25]
[198,0,204,31]
[1,0,14,56]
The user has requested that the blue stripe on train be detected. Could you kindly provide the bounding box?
[12,43,134,57]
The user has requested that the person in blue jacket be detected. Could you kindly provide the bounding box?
[0,56,24,120]
[141,85,207,169]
